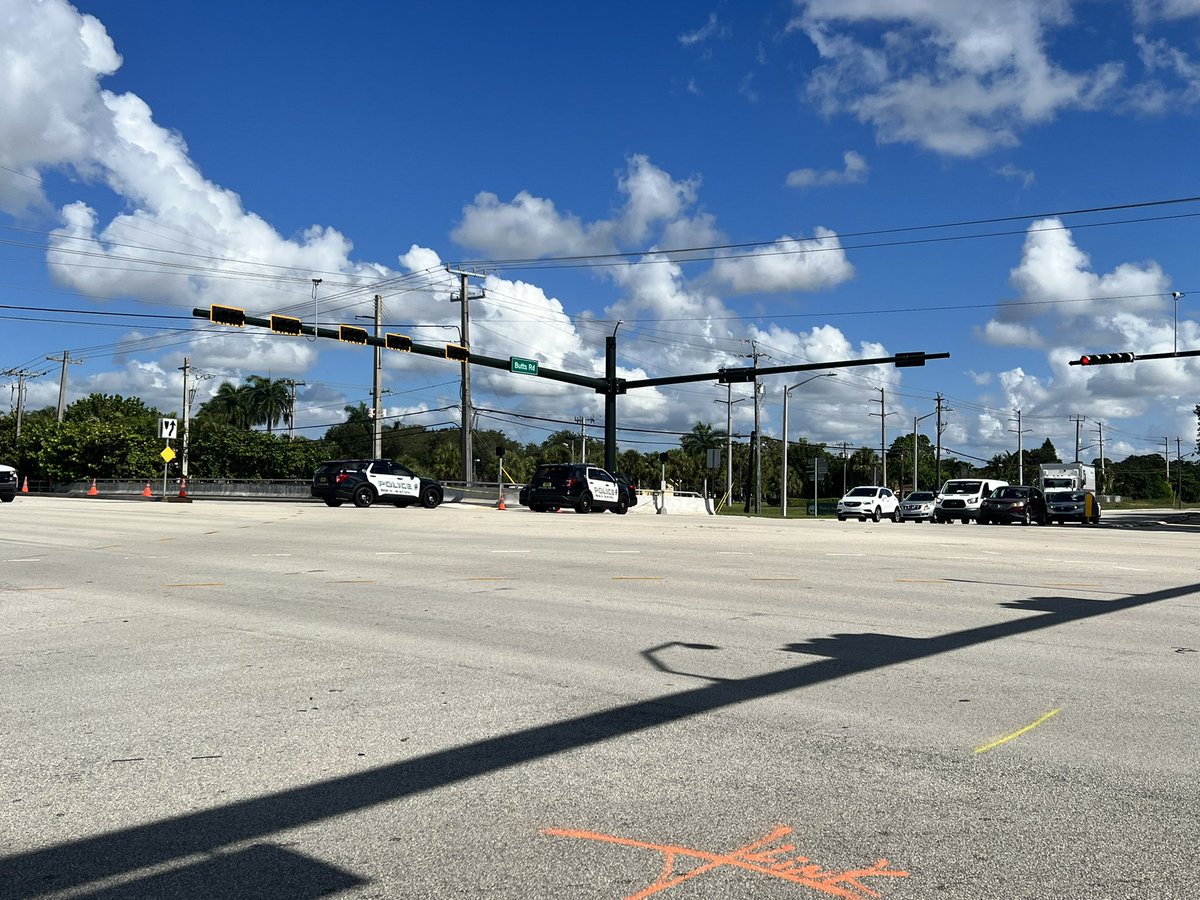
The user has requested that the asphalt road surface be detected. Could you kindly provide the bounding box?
[1,498,1197,899]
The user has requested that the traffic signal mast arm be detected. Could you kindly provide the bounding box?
[622,351,950,390]
[192,307,606,391]
[1070,349,1200,365]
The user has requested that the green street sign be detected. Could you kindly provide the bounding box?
[510,356,539,375]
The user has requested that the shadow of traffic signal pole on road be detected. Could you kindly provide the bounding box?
[3,580,1197,898]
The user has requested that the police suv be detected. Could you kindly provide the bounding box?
[311,459,443,509]
[519,463,629,514]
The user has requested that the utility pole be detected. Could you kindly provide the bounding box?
[46,351,82,422]
[3,368,45,445]
[574,415,595,464]
[1165,437,1171,481]
[372,294,383,458]
[1009,409,1030,485]
[934,394,950,490]
[1094,420,1105,492]
[448,268,485,484]
[747,341,763,513]
[1071,415,1087,462]
[870,387,892,488]
[180,358,190,479]
[285,379,306,441]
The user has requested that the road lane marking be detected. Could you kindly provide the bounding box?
[163,583,225,588]
[613,576,662,581]
[544,824,909,897]
[328,579,376,584]
[974,708,1062,755]
[606,550,641,554]
[375,551,411,556]
[466,577,514,581]
[751,577,803,581]
[490,550,531,554]
[895,578,947,583]
[252,553,293,557]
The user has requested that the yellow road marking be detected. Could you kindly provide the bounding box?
[974,708,1062,754]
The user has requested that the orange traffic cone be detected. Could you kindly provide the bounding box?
[142,481,153,498]
[178,477,188,499]
[497,495,506,510]
[20,476,28,493]
[87,478,98,496]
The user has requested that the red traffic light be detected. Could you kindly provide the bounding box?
[1073,351,1135,366]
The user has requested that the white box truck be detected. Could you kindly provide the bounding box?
[1038,463,1096,492]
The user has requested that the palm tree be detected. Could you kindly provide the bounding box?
[245,375,292,434]
[680,421,726,456]
[198,381,255,430]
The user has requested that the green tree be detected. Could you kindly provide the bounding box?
[244,375,292,434]
[198,381,255,430]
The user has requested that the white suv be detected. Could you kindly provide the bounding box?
[837,486,900,522]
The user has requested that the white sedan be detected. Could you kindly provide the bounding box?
[836,485,901,522]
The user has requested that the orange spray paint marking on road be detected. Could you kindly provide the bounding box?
[543,824,908,899]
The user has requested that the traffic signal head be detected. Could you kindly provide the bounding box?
[385,333,413,352]
[893,352,925,368]
[445,344,469,362]
[338,324,369,345]
[209,304,245,327]
[1075,352,1135,366]
[269,314,303,335]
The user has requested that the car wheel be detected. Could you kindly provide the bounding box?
[420,485,442,509]
[323,499,343,507]
[1091,509,1101,525]
[837,515,845,521]
[891,507,901,523]
[615,496,629,515]
[872,506,881,522]
[961,517,969,525]
[353,485,374,508]
[575,491,593,513]
[0,496,13,503]
[1021,508,1031,526]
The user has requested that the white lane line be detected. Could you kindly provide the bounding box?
[375,551,412,556]
[252,553,293,557]
[490,550,531,554]
[606,550,641,554]
[8,558,43,562]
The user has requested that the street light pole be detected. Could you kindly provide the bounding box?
[912,410,936,493]
[781,373,836,517]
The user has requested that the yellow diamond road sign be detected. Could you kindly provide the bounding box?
[160,446,176,463]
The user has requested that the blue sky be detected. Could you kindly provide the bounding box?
[3,0,1200,466]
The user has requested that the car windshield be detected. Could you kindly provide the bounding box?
[905,492,935,501]
[942,481,981,494]
[847,487,878,497]
[992,487,1028,499]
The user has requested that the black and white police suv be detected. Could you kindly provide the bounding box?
[311,459,443,509]
[518,463,629,514]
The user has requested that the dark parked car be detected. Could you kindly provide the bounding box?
[311,459,443,509]
[978,485,1049,525]
[519,463,629,514]
[0,464,16,502]
[1045,490,1101,525]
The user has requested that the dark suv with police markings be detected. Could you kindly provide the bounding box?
[518,463,635,514]
[311,459,443,509]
